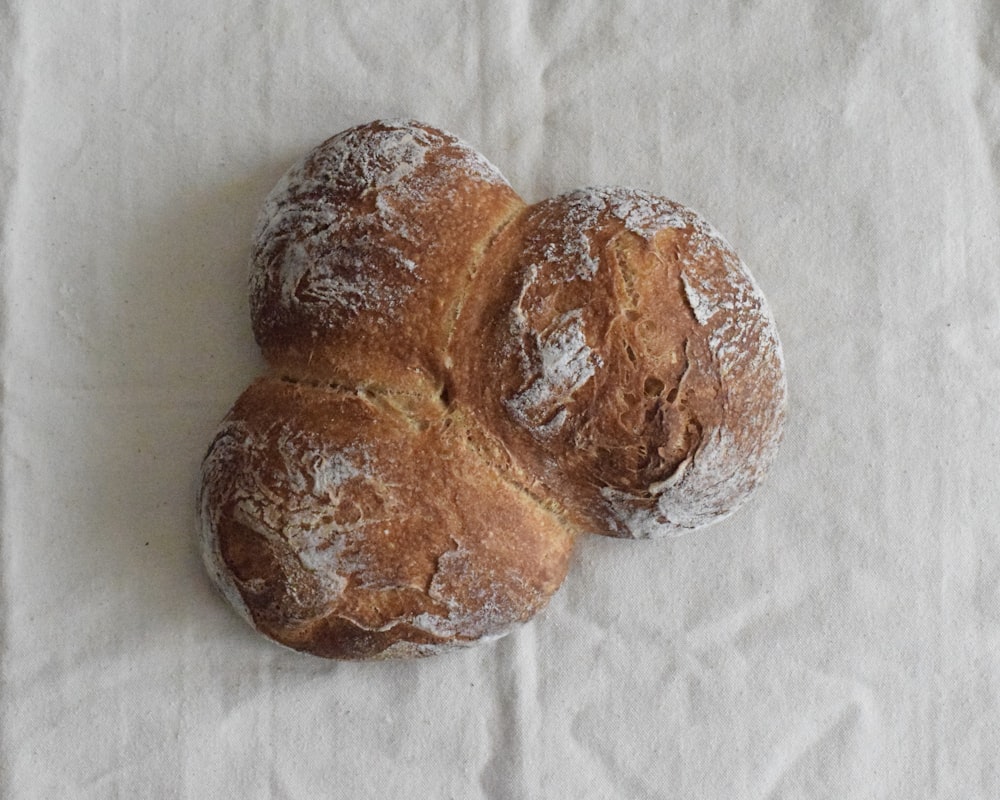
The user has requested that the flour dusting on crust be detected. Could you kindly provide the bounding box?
[519,187,691,285]
[505,309,602,436]
[493,186,786,538]
[613,212,786,537]
[200,419,380,619]
[202,120,787,658]
[199,380,572,655]
[250,119,512,332]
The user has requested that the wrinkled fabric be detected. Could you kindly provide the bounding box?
[1,1,999,797]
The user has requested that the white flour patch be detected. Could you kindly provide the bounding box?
[681,271,716,325]
[200,418,382,607]
[603,187,691,237]
[505,309,601,435]
[599,426,742,537]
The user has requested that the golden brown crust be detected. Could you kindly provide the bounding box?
[451,187,786,536]
[199,377,574,660]
[199,120,786,659]
[249,119,524,394]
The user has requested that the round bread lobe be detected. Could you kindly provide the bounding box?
[199,377,575,660]
[451,187,786,538]
[249,119,524,393]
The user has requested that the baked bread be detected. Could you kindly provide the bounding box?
[199,119,787,659]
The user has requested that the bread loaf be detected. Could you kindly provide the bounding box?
[199,119,787,659]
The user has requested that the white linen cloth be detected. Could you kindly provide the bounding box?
[2,2,998,796]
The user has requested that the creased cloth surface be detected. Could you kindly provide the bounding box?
[2,2,999,797]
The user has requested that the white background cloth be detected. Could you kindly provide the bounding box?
[2,2,999,797]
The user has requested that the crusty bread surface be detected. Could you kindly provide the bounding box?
[199,119,787,659]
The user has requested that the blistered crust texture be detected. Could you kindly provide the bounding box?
[199,119,787,659]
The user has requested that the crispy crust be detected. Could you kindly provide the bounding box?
[451,187,787,536]
[249,119,524,394]
[199,120,786,659]
[199,377,574,660]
